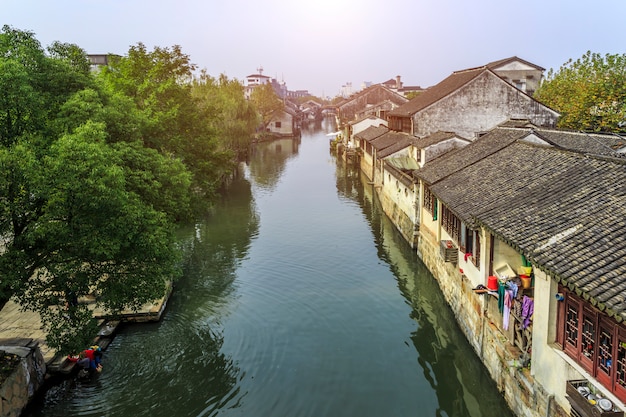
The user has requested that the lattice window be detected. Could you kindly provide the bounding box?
[617,337,626,388]
[598,325,613,376]
[566,303,579,350]
[582,314,596,360]
[423,186,435,217]
[441,205,461,244]
[558,289,626,402]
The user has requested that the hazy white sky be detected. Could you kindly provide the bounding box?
[4,0,625,97]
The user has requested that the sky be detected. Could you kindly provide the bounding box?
[3,0,626,98]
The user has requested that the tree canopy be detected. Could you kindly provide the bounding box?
[0,26,258,353]
[249,83,284,131]
[535,51,626,132]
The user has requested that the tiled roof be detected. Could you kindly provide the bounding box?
[476,147,626,321]
[534,129,626,157]
[387,67,486,117]
[418,128,626,321]
[353,125,389,141]
[415,131,469,148]
[414,127,529,184]
[486,56,545,71]
[374,132,415,158]
[370,131,408,150]
[497,119,538,129]
[338,84,408,108]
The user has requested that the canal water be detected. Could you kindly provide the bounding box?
[25,119,513,417]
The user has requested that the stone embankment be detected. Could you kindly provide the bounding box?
[0,341,46,417]
[0,283,172,416]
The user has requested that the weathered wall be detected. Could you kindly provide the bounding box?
[377,186,416,247]
[417,234,569,417]
[339,85,407,122]
[0,343,46,417]
[360,153,374,181]
[268,111,294,136]
[412,71,558,139]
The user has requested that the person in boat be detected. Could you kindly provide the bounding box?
[67,346,103,374]
[67,352,92,377]
[91,346,103,372]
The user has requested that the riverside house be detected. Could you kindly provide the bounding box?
[386,61,559,139]
[336,83,408,124]
[341,56,626,416]
[413,125,626,417]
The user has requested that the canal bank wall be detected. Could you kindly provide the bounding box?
[0,341,46,417]
[415,229,568,417]
[377,188,417,249]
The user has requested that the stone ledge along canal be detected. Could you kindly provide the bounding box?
[25,119,513,417]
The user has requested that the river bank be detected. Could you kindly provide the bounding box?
[0,281,172,416]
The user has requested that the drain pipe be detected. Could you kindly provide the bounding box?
[545,394,554,417]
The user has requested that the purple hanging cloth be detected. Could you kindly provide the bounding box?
[521,296,534,329]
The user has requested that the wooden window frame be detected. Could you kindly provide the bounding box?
[423,186,434,216]
[441,205,461,245]
[558,288,626,402]
[472,230,480,268]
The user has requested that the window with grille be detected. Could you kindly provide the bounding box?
[441,205,461,245]
[558,288,626,401]
[472,230,480,268]
[423,186,435,216]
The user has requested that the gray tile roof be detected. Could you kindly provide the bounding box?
[375,132,415,158]
[477,148,626,321]
[414,128,529,184]
[534,129,626,157]
[353,125,389,141]
[416,127,626,321]
[387,68,486,118]
[497,119,538,129]
[415,131,470,148]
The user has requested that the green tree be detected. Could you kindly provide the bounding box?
[0,28,190,353]
[0,123,181,353]
[535,51,626,132]
[0,27,251,353]
[192,72,258,158]
[249,83,284,131]
[0,26,93,148]
[98,43,235,204]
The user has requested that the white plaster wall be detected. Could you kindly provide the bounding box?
[381,169,416,224]
[268,112,293,135]
[458,251,482,287]
[530,269,572,410]
[420,207,439,244]
[424,139,467,162]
